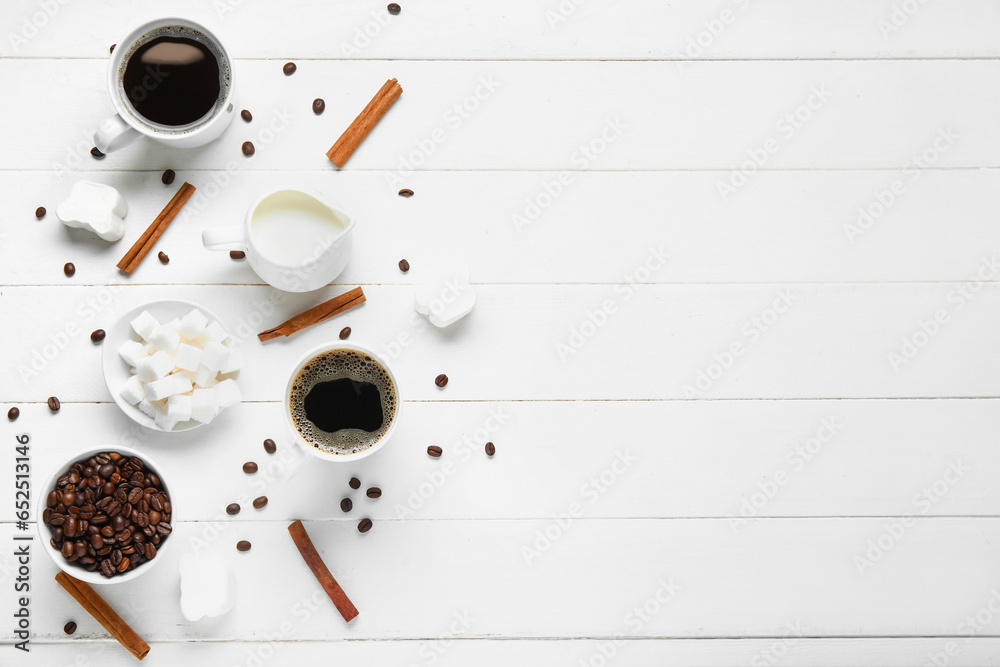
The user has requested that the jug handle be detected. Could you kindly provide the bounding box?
[202,226,246,251]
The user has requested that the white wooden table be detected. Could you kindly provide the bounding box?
[3,1,1000,664]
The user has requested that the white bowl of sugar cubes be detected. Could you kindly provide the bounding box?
[102,300,243,432]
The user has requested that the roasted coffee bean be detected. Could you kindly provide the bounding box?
[156,522,171,535]
[427,445,443,458]
[90,329,106,343]
[241,109,252,122]
[253,496,268,509]
[64,621,77,635]
[366,487,381,499]
[241,141,255,156]
[7,407,19,421]
[161,169,176,185]
[312,98,325,114]
[91,147,105,159]
[100,559,114,576]
[398,258,410,272]
[35,206,46,219]
[434,374,448,387]
[158,251,169,264]
[62,541,74,557]
[236,540,252,552]
[263,438,276,454]
[339,326,351,339]
[398,188,413,197]
[150,494,164,511]
[358,518,373,533]
[388,3,401,14]
[283,62,297,75]
[230,250,246,259]
[226,503,241,515]
[485,442,496,456]
[144,543,157,559]
[128,488,143,504]
[48,396,61,411]
[63,263,75,277]
[243,461,258,474]
[148,510,161,525]
[341,498,353,513]
[349,477,361,489]
[117,557,130,572]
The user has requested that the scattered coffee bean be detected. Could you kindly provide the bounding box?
[263,438,277,454]
[283,62,297,75]
[398,259,410,272]
[90,329,106,343]
[358,518,373,533]
[64,262,75,277]
[340,498,353,513]
[230,250,246,259]
[435,373,448,387]
[398,188,413,198]
[312,98,325,114]
[349,477,361,490]
[47,397,60,412]
[241,109,252,122]
[366,487,382,499]
[157,251,169,264]
[226,503,241,515]
[388,3,401,14]
[485,441,496,456]
[241,141,255,156]
[427,445,442,458]
[236,540,252,552]
[7,407,19,421]
[161,169,176,185]
[90,147,105,159]
[35,206,46,219]
[243,462,258,474]
[339,326,351,340]
[64,621,77,635]
[253,496,268,509]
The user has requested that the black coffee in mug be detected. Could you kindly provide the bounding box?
[122,33,221,126]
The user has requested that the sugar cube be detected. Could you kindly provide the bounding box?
[178,309,209,340]
[214,379,242,408]
[149,323,181,352]
[167,394,193,422]
[146,372,193,401]
[136,351,173,381]
[137,397,156,418]
[118,340,147,367]
[154,410,179,431]
[130,310,160,341]
[200,321,228,344]
[173,343,202,372]
[220,347,244,374]
[119,375,145,405]
[193,364,219,388]
[200,341,230,372]
[143,342,157,356]
[191,388,220,423]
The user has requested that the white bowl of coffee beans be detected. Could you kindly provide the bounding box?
[37,447,175,585]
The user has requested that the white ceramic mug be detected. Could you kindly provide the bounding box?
[94,18,236,153]
[202,187,356,292]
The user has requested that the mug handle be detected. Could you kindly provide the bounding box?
[202,226,246,251]
[94,114,140,153]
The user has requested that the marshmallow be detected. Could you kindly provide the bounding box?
[119,375,145,405]
[220,346,244,374]
[130,310,160,342]
[154,410,179,431]
[214,378,242,408]
[56,181,128,242]
[136,351,173,382]
[178,309,209,340]
[173,343,202,372]
[192,364,219,388]
[145,372,193,401]
[414,265,477,327]
[118,340,148,367]
[179,553,236,622]
[191,388,220,423]
[200,341,230,372]
[167,394,193,422]
[149,323,181,353]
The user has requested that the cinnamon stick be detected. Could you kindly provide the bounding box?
[258,287,366,341]
[55,571,150,660]
[117,182,196,274]
[326,79,402,167]
[287,520,359,622]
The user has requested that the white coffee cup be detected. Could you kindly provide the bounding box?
[94,18,236,153]
[202,187,356,293]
